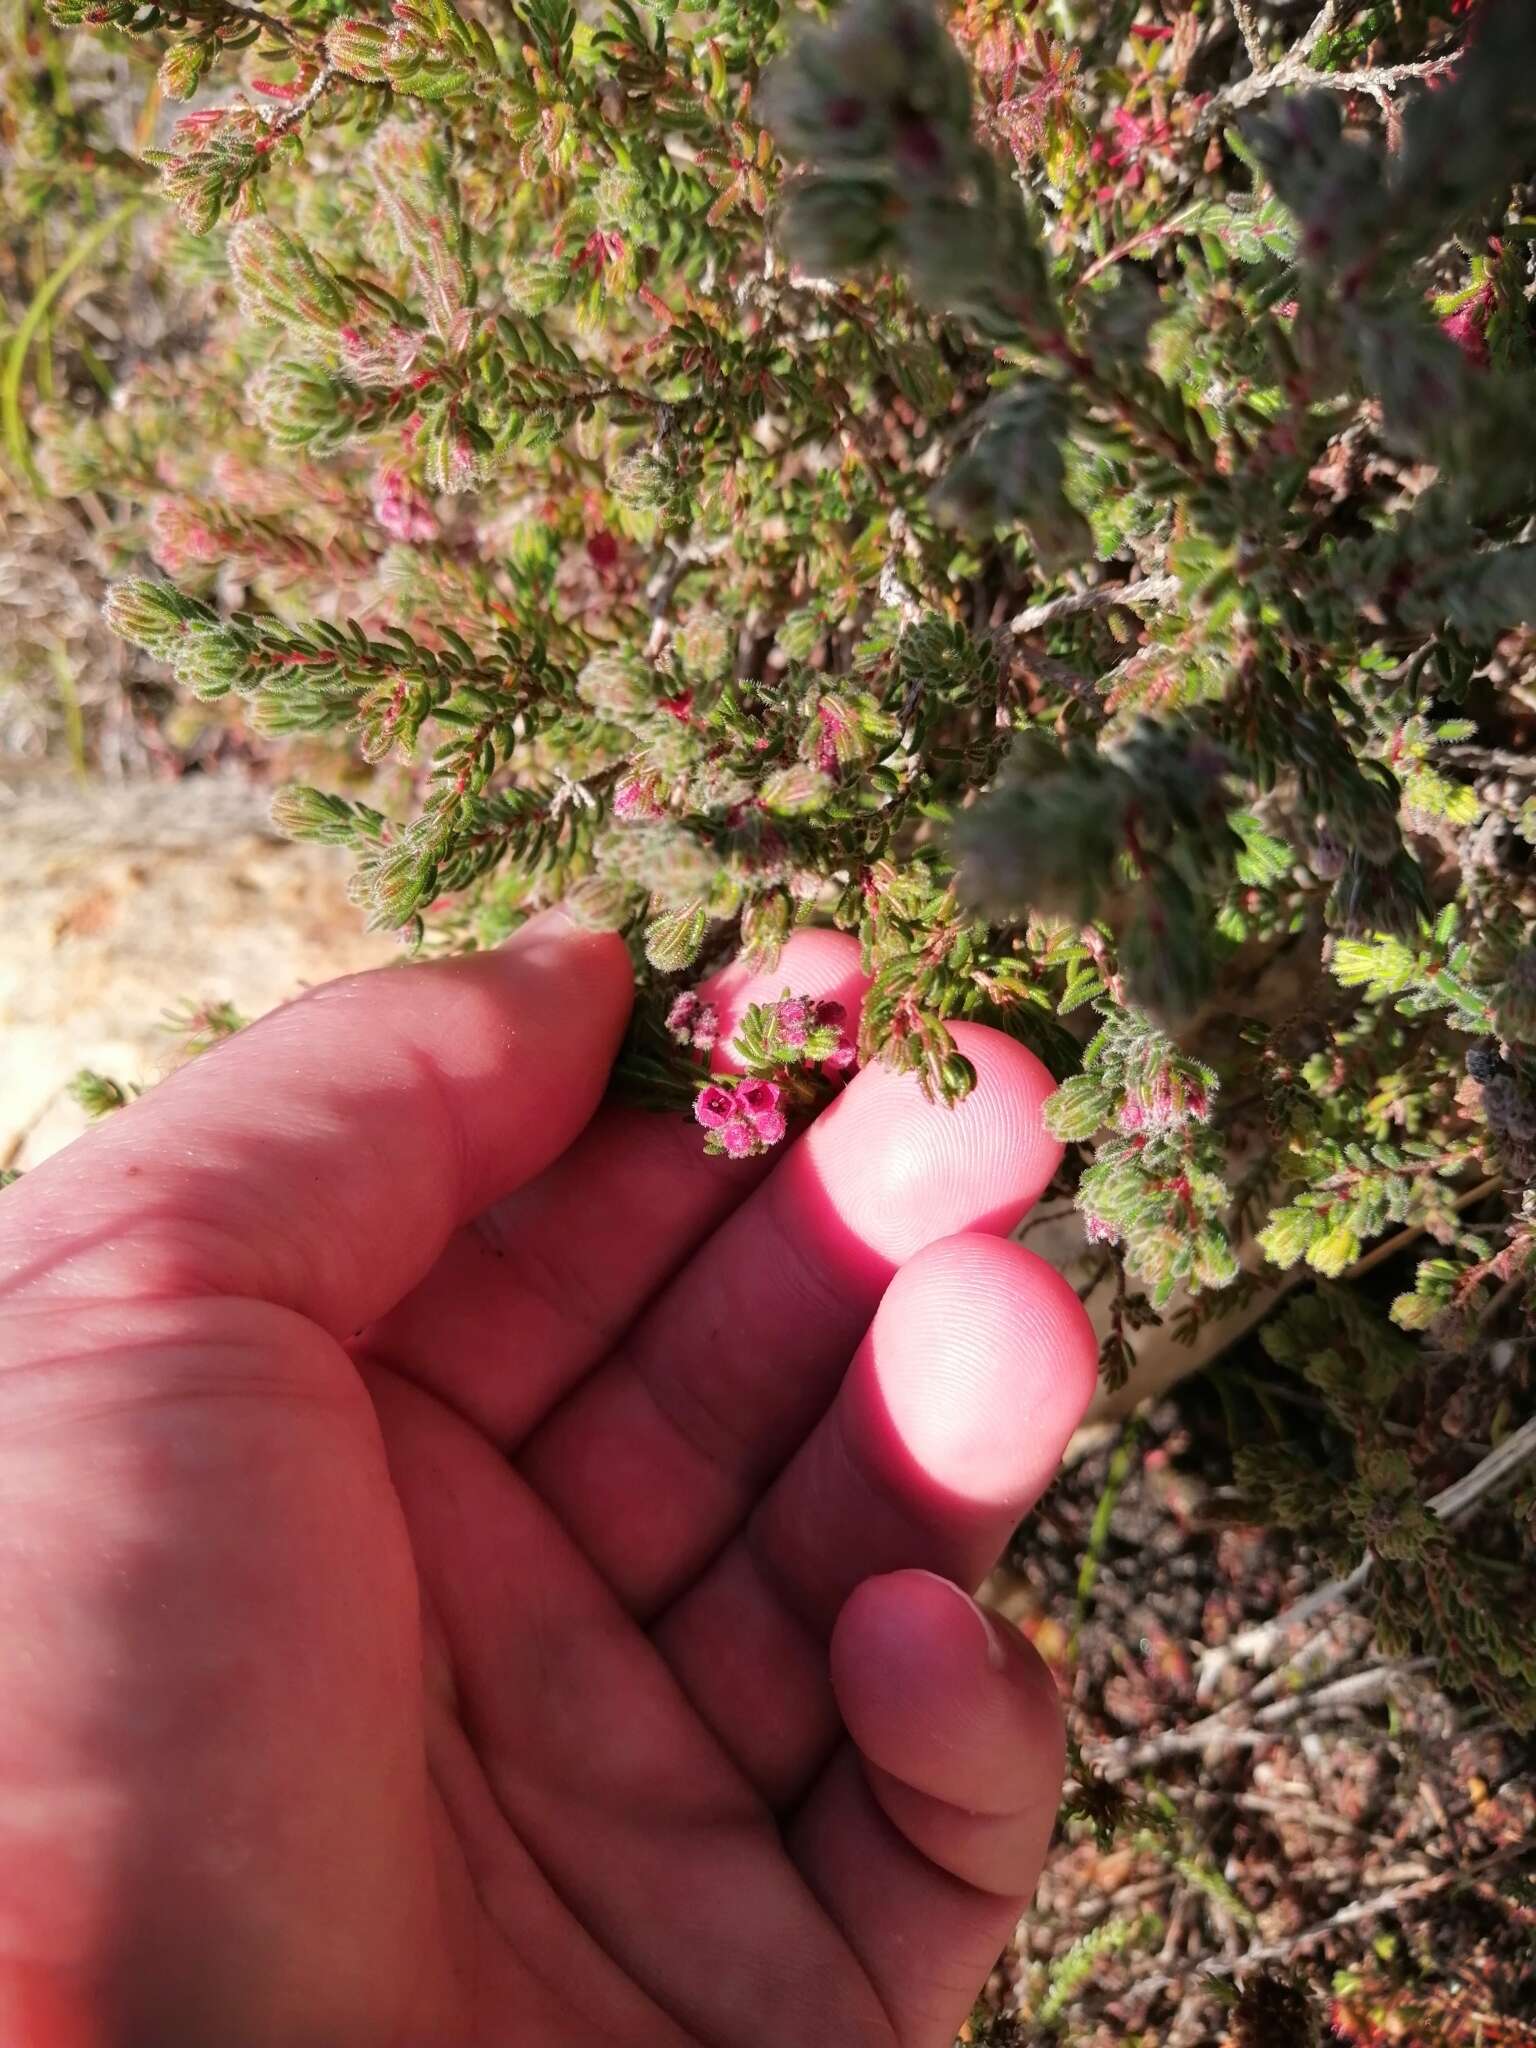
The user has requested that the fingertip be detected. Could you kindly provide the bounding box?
[832,1569,1065,1821]
[799,1025,1063,1263]
[501,907,636,1009]
[948,1020,1063,1188]
[855,1234,1098,1516]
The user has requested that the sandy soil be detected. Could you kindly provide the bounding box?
[1,767,392,1171]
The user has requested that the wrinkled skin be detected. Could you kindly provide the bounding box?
[0,916,1096,2048]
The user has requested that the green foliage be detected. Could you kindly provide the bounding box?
[955,721,1241,1019]
[6,0,1536,1394]
[1236,1286,1536,1731]
[67,1069,134,1117]
[1046,1006,1234,1308]
[1029,1911,1163,2031]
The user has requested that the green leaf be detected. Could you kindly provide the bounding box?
[1258,1205,1323,1269]
[1306,1222,1361,1279]
[644,901,708,972]
[1044,1073,1113,1142]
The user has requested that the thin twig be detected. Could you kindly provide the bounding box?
[1070,206,1206,299]
[1114,1723,1277,1766]
[1201,51,1457,127]
[1254,1655,1435,1728]
[1295,0,1341,66]
[1196,1561,1373,1699]
[1009,575,1178,636]
[1238,1608,1370,1714]
[1232,0,1267,68]
[1339,1177,1502,1282]
[1429,1409,1536,1521]
[1233,1790,1368,1836]
[222,1,312,50]
[1106,1643,1425,1766]
[1198,0,1458,133]
[1444,743,1536,777]
[265,64,336,139]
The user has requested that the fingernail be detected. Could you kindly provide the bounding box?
[913,1569,1009,1672]
[498,906,579,951]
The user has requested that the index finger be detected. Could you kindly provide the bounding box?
[0,912,633,1339]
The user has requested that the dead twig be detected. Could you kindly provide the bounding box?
[1231,1,1267,68]
[1254,1655,1435,1729]
[1196,1561,1372,1701]
[1009,576,1178,637]
[1197,1,1458,131]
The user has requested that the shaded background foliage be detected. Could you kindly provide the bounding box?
[3,0,1536,2038]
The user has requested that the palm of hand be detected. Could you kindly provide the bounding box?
[0,920,1094,2048]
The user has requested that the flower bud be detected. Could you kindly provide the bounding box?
[644,901,707,973]
[158,38,209,101]
[325,16,393,82]
[103,578,202,658]
[269,784,359,844]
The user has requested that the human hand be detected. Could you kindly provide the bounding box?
[0,915,1096,2048]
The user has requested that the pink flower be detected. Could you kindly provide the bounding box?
[433,429,480,495]
[1440,291,1492,369]
[814,998,856,1078]
[370,465,439,544]
[667,991,719,1051]
[813,699,852,775]
[692,1070,793,1160]
[1183,1079,1211,1124]
[613,774,665,821]
[736,1079,783,1130]
[149,498,224,574]
[572,229,626,276]
[694,1085,735,1130]
[171,107,228,147]
[339,322,425,386]
[1120,1067,1212,1135]
[776,997,811,1046]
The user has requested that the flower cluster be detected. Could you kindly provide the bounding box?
[694,1078,787,1160]
[747,995,857,1079]
[665,991,719,1054]
[1047,1009,1233,1310]
[687,993,858,1160]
